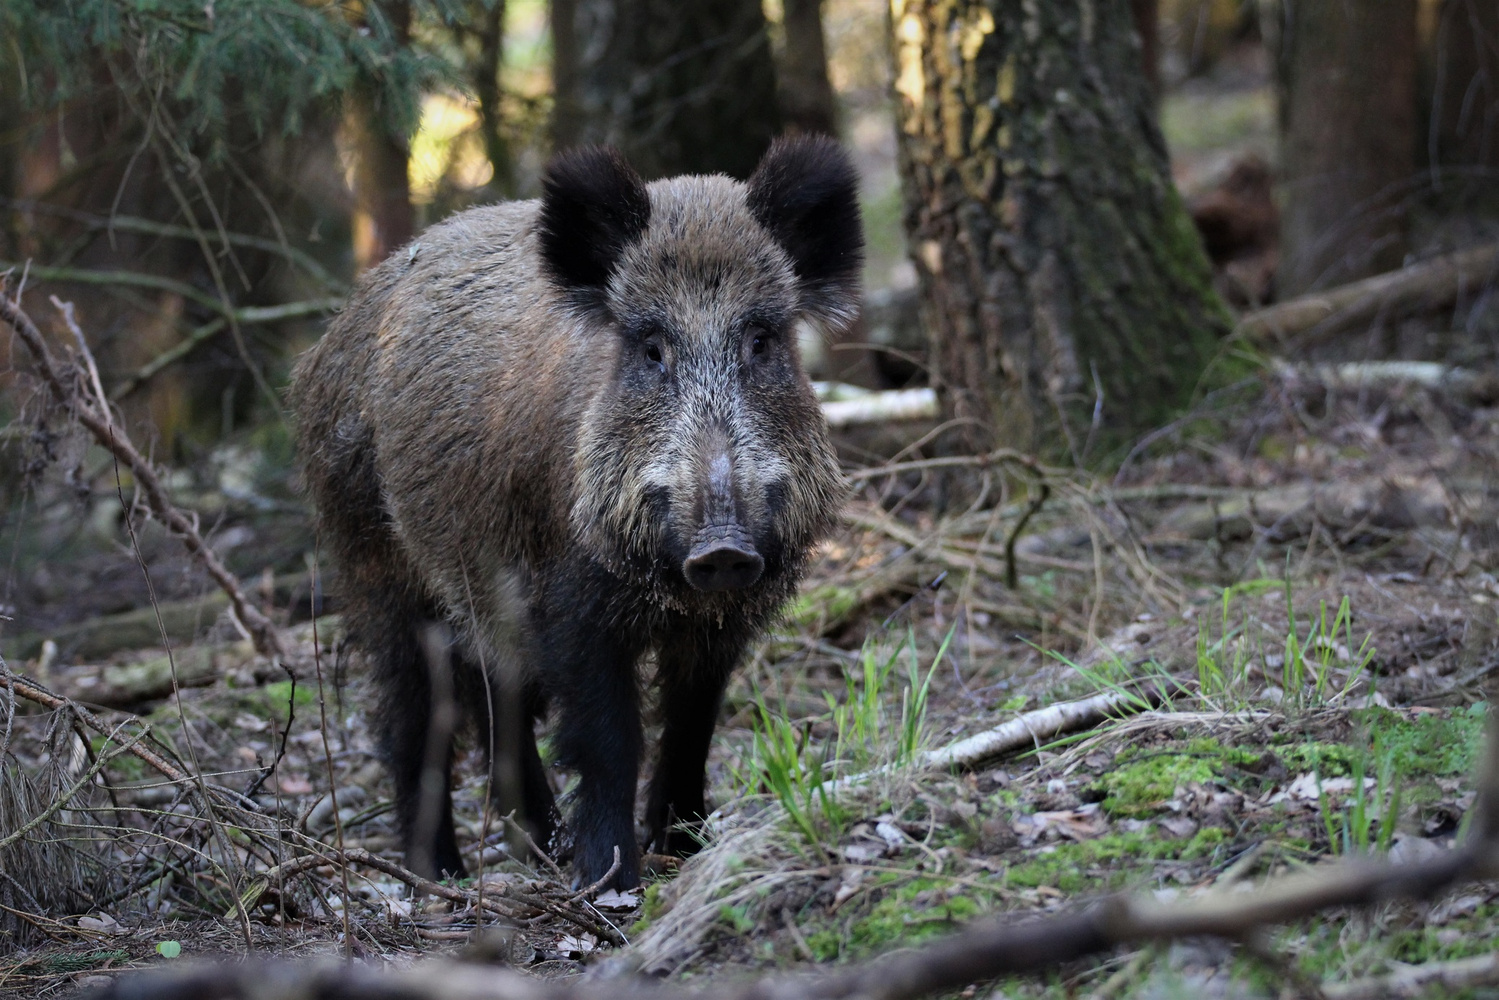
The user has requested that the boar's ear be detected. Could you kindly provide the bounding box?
[538,147,651,309]
[747,135,864,327]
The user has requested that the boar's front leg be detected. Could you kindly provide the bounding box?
[544,572,646,889]
[645,629,747,857]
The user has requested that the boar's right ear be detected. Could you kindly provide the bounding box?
[537,147,651,310]
[747,135,864,328]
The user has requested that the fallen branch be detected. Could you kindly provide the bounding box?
[822,387,937,427]
[1237,242,1499,346]
[1324,951,1499,1000]
[3,666,190,790]
[1,571,324,663]
[1272,359,1499,404]
[0,286,283,659]
[919,685,1160,771]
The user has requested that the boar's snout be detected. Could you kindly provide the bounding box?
[683,526,764,592]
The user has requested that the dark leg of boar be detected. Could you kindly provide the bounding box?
[644,631,747,857]
[542,566,647,889]
[362,592,467,880]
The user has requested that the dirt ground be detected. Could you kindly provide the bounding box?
[1,353,1498,999]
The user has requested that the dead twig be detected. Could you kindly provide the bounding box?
[247,847,626,946]
[0,285,284,659]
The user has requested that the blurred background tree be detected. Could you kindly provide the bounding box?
[2,0,1497,474]
[554,0,780,179]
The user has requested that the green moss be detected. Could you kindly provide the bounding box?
[1093,738,1262,817]
[1278,742,1361,779]
[1006,827,1227,893]
[253,679,316,722]
[806,876,995,962]
[1357,705,1487,778]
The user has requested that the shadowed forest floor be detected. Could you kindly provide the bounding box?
[2,359,1498,999]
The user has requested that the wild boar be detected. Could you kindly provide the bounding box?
[290,135,861,888]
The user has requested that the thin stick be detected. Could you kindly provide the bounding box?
[0,287,283,659]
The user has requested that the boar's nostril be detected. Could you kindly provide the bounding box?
[683,540,765,592]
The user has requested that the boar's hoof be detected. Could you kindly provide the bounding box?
[684,537,764,592]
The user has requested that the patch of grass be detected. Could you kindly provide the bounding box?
[784,582,864,632]
[738,625,953,851]
[1288,898,1499,980]
[18,949,130,974]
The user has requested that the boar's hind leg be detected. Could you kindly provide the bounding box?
[544,578,645,889]
[476,676,559,858]
[364,599,467,880]
[645,633,745,857]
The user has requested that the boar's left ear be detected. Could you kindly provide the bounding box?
[538,146,651,310]
[747,135,864,327]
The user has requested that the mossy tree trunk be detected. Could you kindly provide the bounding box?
[1273,0,1418,296]
[890,0,1229,460]
[562,0,780,179]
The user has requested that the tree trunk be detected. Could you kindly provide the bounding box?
[562,0,780,179]
[475,0,515,198]
[890,0,1230,460]
[1275,0,1418,296]
[349,1,415,271]
[1427,0,1499,179]
[550,0,582,150]
[1131,0,1159,94]
[780,0,839,136]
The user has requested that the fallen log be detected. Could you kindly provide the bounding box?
[0,571,328,663]
[1237,242,1499,346]
[54,641,254,707]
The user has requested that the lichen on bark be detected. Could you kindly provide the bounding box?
[891,0,1232,462]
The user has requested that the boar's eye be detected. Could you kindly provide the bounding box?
[644,339,666,373]
[747,325,774,359]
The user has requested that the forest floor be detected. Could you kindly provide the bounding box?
[5,40,1499,1000]
[2,356,1498,1000]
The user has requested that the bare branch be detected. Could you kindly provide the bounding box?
[0,285,284,659]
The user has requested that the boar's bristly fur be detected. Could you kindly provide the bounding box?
[290,135,862,889]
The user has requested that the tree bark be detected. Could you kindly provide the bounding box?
[1427,0,1499,179]
[1275,0,1419,296]
[890,0,1230,460]
[550,0,582,150]
[780,0,839,136]
[1131,0,1159,94]
[561,0,780,179]
[475,0,515,198]
[349,1,415,271]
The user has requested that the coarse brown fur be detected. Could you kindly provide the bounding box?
[290,136,862,888]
